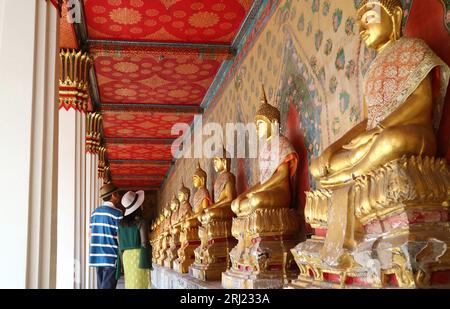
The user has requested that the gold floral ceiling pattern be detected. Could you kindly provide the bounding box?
[82,0,255,189]
[84,0,253,43]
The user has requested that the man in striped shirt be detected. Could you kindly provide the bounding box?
[89,183,123,289]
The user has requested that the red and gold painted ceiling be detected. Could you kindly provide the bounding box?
[102,110,196,138]
[93,50,223,104]
[72,0,255,190]
[109,162,172,175]
[84,0,252,43]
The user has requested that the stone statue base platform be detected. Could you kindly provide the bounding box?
[222,269,295,289]
[163,259,173,269]
[156,258,165,266]
[189,263,222,281]
[151,264,222,289]
[173,241,199,274]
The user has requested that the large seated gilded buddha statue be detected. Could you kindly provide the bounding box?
[222,87,302,289]
[291,0,450,288]
[190,151,237,281]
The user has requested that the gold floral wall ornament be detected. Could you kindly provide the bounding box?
[59,49,93,111]
[86,112,102,154]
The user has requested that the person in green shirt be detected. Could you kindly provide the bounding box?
[116,190,152,289]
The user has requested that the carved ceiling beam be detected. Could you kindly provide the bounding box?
[88,40,235,61]
[105,137,176,145]
[109,159,174,165]
[112,175,166,180]
[118,186,161,191]
[100,103,203,114]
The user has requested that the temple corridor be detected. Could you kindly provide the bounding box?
[0,0,450,289]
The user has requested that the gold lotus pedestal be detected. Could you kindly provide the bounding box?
[189,207,237,281]
[173,217,200,273]
[222,208,300,288]
[164,224,181,268]
[291,156,450,288]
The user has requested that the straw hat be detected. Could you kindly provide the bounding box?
[121,190,145,216]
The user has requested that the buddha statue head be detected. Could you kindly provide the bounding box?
[358,0,403,51]
[164,203,171,217]
[255,85,280,139]
[192,162,207,189]
[213,147,231,173]
[170,194,180,212]
[178,181,190,204]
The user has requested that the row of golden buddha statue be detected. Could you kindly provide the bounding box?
[150,0,450,288]
[150,84,302,288]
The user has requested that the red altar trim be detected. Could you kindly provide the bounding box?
[208,237,235,245]
[314,228,327,237]
[431,270,450,285]
[364,209,449,234]
[322,273,340,283]
[321,273,372,287]
[188,240,201,246]
[348,276,371,287]
[384,274,399,287]
[251,234,298,244]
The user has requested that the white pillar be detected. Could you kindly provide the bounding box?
[85,153,93,288]
[92,154,101,288]
[0,0,59,288]
[56,109,77,288]
[85,149,101,289]
[74,111,86,288]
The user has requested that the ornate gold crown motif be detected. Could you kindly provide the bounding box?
[179,181,190,197]
[213,146,231,159]
[358,0,403,16]
[193,162,207,180]
[255,85,281,124]
[171,194,180,205]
